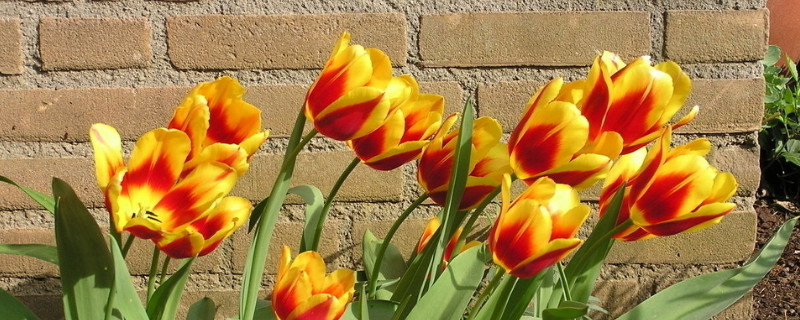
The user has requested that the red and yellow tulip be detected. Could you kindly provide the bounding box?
[304,32,400,141]
[415,217,481,267]
[272,247,355,320]
[90,124,252,258]
[488,175,590,278]
[168,76,269,176]
[563,51,697,158]
[508,78,612,190]
[599,128,738,241]
[347,76,445,171]
[417,116,512,211]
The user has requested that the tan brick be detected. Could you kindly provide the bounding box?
[708,145,760,197]
[419,81,464,116]
[664,10,768,63]
[132,86,190,135]
[125,236,226,275]
[477,80,543,132]
[15,294,63,320]
[231,221,340,274]
[233,151,404,202]
[0,228,57,276]
[419,12,650,67]
[0,88,138,141]
[713,293,753,320]
[179,290,239,320]
[0,158,102,210]
[245,84,311,137]
[590,279,644,319]
[607,210,755,264]
[39,17,151,70]
[677,78,763,134]
[167,13,407,70]
[0,18,22,74]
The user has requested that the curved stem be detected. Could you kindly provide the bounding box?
[146,246,160,303]
[121,233,135,258]
[455,185,501,252]
[366,194,428,298]
[159,257,171,284]
[281,129,317,173]
[467,268,506,320]
[556,262,572,301]
[309,157,360,251]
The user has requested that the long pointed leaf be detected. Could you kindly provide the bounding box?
[2,175,55,213]
[362,230,407,300]
[340,300,399,320]
[0,287,40,320]
[288,185,325,252]
[0,244,58,264]
[109,237,148,320]
[617,216,798,320]
[52,178,113,320]
[146,258,195,320]
[187,297,217,320]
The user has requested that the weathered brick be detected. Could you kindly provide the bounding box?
[167,13,407,70]
[677,78,763,133]
[0,158,101,210]
[0,18,22,75]
[132,86,190,135]
[15,294,63,320]
[708,145,760,197]
[477,80,543,132]
[419,12,650,67]
[231,221,340,274]
[607,210,755,264]
[0,88,138,141]
[39,17,151,70]
[0,228,57,276]
[713,293,753,320]
[664,10,767,63]
[419,81,465,116]
[233,151,404,203]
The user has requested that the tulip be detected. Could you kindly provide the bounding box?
[415,217,481,268]
[272,246,355,320]
[90,124,252,258]
[488,175,590,278]
[599,128,738,241]
[417,116,512,211]
[416,217,441,254]
[508,78,612,190]
[168,76,269,176]
[566,51,698,158]
[348,76,445,170]
[304,31,399,141]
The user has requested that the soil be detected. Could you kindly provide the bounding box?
[752,199,800,319]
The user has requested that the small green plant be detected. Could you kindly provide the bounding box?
[760,45,800,201]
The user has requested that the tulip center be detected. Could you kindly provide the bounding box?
[131,210,163,223]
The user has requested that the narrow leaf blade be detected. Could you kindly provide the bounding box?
[187,297,218,320]
[1,175,55,213]
[0,287,40,320]
[109,237,148,320]
[288,185,325,252]
[146,258,195,320]
[0,244,58,264]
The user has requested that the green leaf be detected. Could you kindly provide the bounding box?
[288,185,325,252]
[253,300,278,320]
[340,299,399,320]
[362,230,407,300]
[0,244,58,264]
[247,196,270,233]
[52,178,114,320]
[109,237,148,320]
[0,287,40,320]
[471,274,516,320]
[542,301,589,320]
[764,45,781,66]
[1,175,55,213]
[617,216,799,320]
[187,297,217,320]
[405,245,486,320]
[501,272,547,320]
[146,258,195,320]
[786,54,799,82]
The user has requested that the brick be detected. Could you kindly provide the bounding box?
[590,279,644,319]
[419,81,464,116]
[419,12,650,67]
[231,221,340,274]
[607,210,755,264]
[179,290,239,320]
[708,145,760,197]
[0,228,57,276]
[132,86,191,135]
[167,13,407,70]
[477,80,543,132]
[664,10,768,63]
[0,19,22,74]
[677,78,763,133]
[39,17,151,70]
[0,158,102,210]
[233,151,404,202]
[15,294,63,320]
[713,293,753,320]
[0,87,138,141]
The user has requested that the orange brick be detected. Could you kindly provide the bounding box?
[233,151,404,203]
[677,78,764,133]
[39,17,151,70]
[419,12,650,67]
[0,228,58,276]
[0,158,102,210]
[230,221,340,274]
[0,88,137,141]
[0,18,22,75]
[166,13,407,70]
[664,10,767,63]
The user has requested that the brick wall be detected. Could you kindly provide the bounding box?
[0,1,766,319]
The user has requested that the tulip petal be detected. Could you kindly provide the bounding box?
[286,294,344,320]
[362,140,428,171]
[510,238,582,278]
[654,61,692,122]
[240,130,269,158]
[306,43,376,117]
[273,268,314,319]
[192,196,252,256]
[417,217,441,254]
[168,96,211,160]
[704,172,738,204]
[348,108,405,161]
[537,153,612,190]
[155,229,205,259]
[313,87,391,140]
[550,205,591,240]
[322,269,356,298]
[89,123,125,191]
[196,77,264,147]
[153,162,238,230]
[183,143,250,176]
[289,251,327,292]
[640,202,735,237]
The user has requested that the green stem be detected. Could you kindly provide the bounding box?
[239,109,308,320]
[569,219,632,272]
[309,157,360,251]
[146,246,160,303]
[282,129,317,173]
[366,194,428,298]
[556,262,572,301]
[455,185,501,252]
[467,268,506,320]
[159,257,171,284]
[103,270,117,320]
[121,233,135,258]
